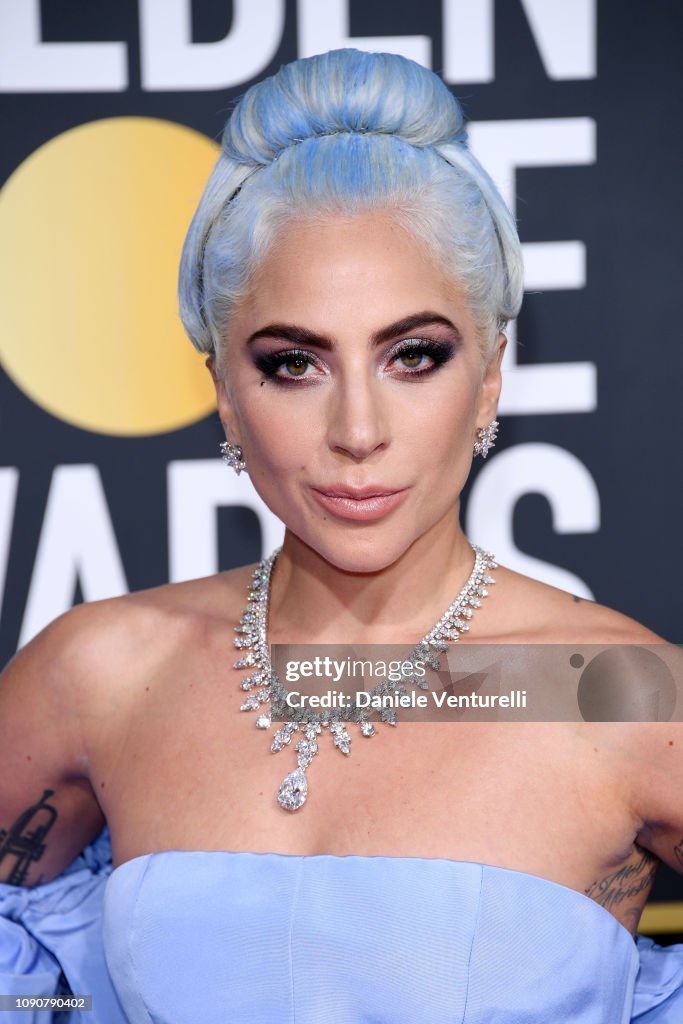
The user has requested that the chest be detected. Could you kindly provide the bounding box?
[95,668,641,893]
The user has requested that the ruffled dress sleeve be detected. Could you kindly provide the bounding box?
[632,935,683,1022]
[0,825,127,1023]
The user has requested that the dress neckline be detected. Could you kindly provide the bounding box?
[107,848,639,948]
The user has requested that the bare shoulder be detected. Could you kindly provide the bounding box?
[487,565,682,828]
[488,563,666,644]
[5,563,259,716]
[0,564,258,885]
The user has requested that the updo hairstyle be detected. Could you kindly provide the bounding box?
[178,48,523,372]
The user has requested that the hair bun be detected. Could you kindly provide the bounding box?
[222,48,468,165]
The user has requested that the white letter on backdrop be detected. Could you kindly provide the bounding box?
[0,468,19,626]
[465,443,599,598]
[140,0,285,90]
[443,0,596,83]
[298,0,431,67]
[20,466,128,646]
[468,117,597,415]
[0,0,127,92]
[168,460,284,582]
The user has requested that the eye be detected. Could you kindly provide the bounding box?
[282,354,309,376]
[396,348,430,370]
[253,348,324,383]
[386,338,455,377]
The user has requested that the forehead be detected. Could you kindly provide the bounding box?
[230,210,476,336]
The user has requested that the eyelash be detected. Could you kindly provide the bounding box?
[253,338,455,385]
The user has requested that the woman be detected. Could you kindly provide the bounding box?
[1,48,682,1023]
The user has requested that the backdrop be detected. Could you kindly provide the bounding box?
[0,0,681,927]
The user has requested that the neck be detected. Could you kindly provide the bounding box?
[267,509,478,645]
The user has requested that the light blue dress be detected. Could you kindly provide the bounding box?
[1,826,683,1023]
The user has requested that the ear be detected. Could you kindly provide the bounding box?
[205,354,241,443]
[476,332,507,427]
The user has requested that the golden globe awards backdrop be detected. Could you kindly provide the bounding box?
[0,3,681,921]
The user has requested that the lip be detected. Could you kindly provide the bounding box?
[310,485,410,523]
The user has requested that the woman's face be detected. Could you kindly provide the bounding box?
[210,210,505,573]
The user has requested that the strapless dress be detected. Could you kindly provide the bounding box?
[2,827,683,1023]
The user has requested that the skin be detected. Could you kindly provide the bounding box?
[1,209,681,947]
[208,209,505,644]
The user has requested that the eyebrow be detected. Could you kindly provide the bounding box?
[245,311,462,350]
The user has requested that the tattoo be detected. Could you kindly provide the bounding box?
[572,594,583,603]
[0,789,58,885]
[584,846,658,913]
[674,838,683,868]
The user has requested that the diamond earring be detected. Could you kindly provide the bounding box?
[473,420,499,459]
[220,440,247,475]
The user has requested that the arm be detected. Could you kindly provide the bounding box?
[593,630,683,880]
[631,720,683,878]
[0,605,132,1022]
[0,604,108,887]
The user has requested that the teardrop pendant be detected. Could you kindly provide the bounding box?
[235,543,498,812]
[277,768,308,812]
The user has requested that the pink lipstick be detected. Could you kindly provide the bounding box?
[311,486,409,523]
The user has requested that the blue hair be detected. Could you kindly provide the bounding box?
[178,48,523,368]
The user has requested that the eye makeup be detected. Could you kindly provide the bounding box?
[252,347,324,383]
[252,336,457,386]
[386,337,456,378]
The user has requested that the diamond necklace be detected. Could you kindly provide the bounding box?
[233,543,498,812]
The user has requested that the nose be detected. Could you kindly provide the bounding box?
[326,374,390,461]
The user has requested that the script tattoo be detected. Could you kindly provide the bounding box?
[674,838,683,868]
[0,789,58,885]
[584,846,658,918]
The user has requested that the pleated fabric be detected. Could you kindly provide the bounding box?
[0,827,126,1023]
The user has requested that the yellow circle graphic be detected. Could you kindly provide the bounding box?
[0,117,219,435]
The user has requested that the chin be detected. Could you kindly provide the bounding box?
[293,525,420,575]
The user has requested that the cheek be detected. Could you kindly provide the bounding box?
[229,358,481,472]
[236,396,323,469]
[390,381,478,456]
